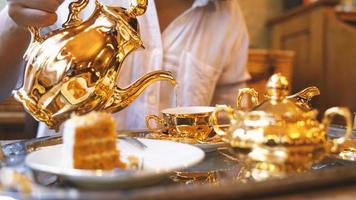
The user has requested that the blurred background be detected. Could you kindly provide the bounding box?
[0,0,355,139]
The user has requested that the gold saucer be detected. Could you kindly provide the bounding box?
[335,139,356,162]
[338,148,356,161]
[145,133,222,145]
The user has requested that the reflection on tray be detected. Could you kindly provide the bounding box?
[145,132,223,145]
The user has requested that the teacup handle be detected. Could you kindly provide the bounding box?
[145,115,165,133]
[210,105,238,136]
[27,0,90,43]
[322,107,353,153]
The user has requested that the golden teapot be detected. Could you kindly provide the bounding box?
[211,74,353,173]
[13,0,176,129]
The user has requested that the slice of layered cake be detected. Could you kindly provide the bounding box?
[62,112,126,170]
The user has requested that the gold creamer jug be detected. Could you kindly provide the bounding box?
[13,0,176,129]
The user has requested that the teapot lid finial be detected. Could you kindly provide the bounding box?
[266,73,289,100]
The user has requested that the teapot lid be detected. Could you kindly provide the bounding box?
[253,73,305,120]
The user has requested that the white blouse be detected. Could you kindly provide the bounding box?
[37,0,250,136]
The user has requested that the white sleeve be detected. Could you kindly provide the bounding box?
[211,3,250,107]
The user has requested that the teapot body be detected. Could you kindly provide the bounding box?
[13,0,176,129]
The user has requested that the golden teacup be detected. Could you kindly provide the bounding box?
[145,106,216,141]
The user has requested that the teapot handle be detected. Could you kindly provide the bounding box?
[27,0,90,42]
[323,107,353,153]
[63,0,90,27]
[28,26,43,43]
[126,0,148,17]
[210,105,239,136]
[236,88,259,111]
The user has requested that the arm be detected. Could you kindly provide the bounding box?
[0,0,63,100]
[211,3,250,108]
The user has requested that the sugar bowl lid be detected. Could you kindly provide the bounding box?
[252,73,306,121]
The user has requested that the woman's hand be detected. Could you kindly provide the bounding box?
[7,0,65,28]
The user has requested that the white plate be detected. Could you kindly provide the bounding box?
[25,138,205,188]
[194,142,228,153]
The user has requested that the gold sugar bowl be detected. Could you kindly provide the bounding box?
[211,74,353,179]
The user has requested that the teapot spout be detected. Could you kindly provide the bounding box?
[104,70,176,113]
[287,86,320,111]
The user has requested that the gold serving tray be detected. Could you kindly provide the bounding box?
[0,127,355,199]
